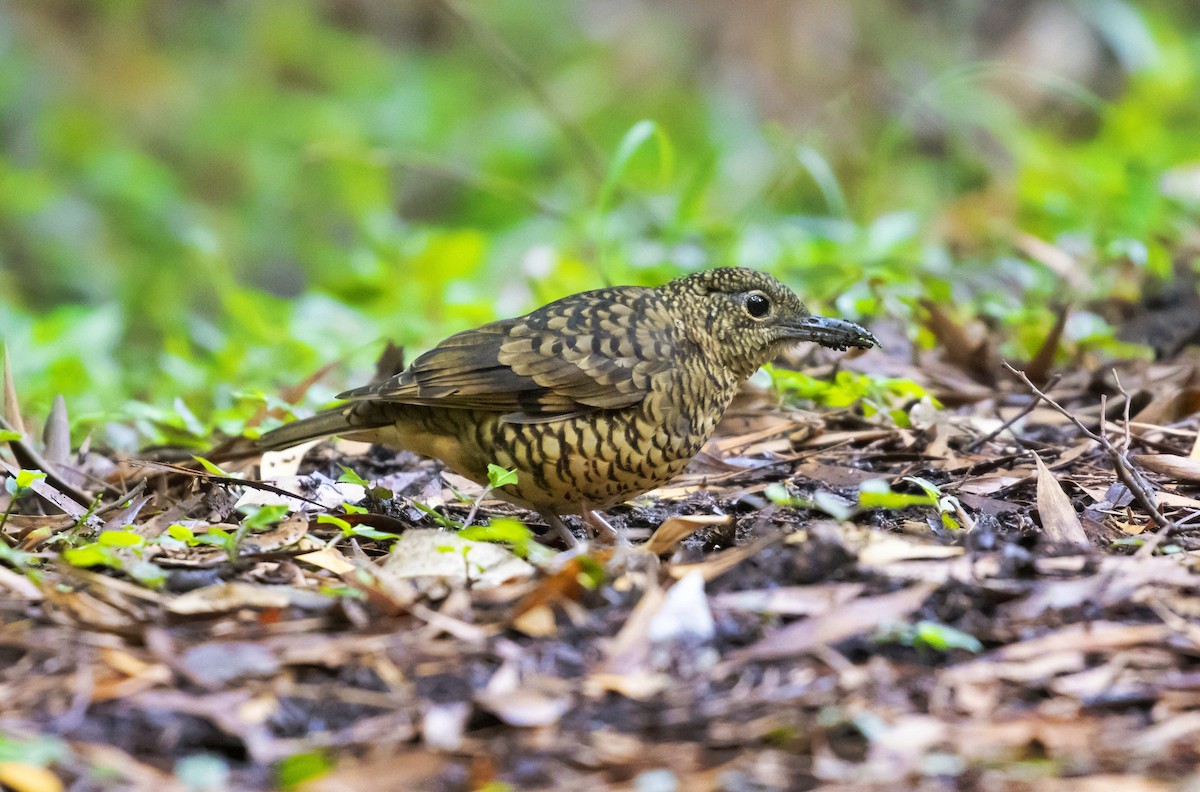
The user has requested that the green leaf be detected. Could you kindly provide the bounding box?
[167,524,195,543]
[275,750,333,789]
[338,466,371,488]
[858,479,936,510]
[0,430,22,443]
[127,559,167,588]
[342,502,368,515]
[239,503,289,531]
[902,476,942,500]
[0,734,70,765]
[597,119,674,215]
[193,528,231,546]
[317,514,353,535]
[460,517,533,556]
[97,530,144,547]
[63,543,113,567]
[410,500,461,530]
[796,145,849,219]
[351,526,399,540]
[486,464,518,489]
[911,620,983,653]
[575,555,607,590]
[192,455,230,476]
[763,483,793,505]
[15,468,47,489]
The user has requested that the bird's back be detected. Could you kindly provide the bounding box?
[330,283,745,513]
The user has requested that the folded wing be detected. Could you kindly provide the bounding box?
[338,287,684,421]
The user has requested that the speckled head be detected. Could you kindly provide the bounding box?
[665,267,879,379]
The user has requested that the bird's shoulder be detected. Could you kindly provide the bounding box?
[339,285,691,419]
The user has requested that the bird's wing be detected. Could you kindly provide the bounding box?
[338,288,683,419]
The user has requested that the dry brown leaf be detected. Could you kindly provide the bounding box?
[668,536,776,582]
[296,548,357,575]
[1025,306,1069,386]
[259,441,321,479]
[0,459,101,530]
[0,762,63,792]
[1131,387,1200,427]
[727,583,936,665]
[1133,453,1200,484]
[995,622,1171,661]
[475,667,571,727]
[919,299,995,384]
[2,342,25,434]
[709,583,864,616]
[858,536,965,566]
[297,751,448,792]
[380,529,535,590]
[511,603,557,637]
[167,582,332,615]
[0,565,41,600]
[642,513,730,555]
[582,670,672,701]
[1034,452,1089,545]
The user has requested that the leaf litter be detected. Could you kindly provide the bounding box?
[5,334,1200,790]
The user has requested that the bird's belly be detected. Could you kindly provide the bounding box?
[380,405,712,515]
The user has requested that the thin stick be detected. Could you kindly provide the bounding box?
[964,374,1061,452]
[1002,362,1179,548]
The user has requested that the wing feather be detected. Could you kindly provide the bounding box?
[337,287,682,418]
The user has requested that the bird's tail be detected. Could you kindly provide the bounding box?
[255,405,380,452]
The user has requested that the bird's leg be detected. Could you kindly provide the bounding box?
[583,508,623,544]
[538,510,580,548]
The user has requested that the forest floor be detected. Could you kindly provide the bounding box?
[5,319,1200,792]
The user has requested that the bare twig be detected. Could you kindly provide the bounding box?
[1002,362,1179,547]
[964,374,1061,452]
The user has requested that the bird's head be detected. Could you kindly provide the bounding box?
[666,267,879,379]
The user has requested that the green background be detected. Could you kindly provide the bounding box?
[1,0,1197,445]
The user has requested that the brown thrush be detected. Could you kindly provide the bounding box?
[257,267,878,541]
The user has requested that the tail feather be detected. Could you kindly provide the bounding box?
[256,406,365,451]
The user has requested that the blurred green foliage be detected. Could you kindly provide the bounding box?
[0,1,1197,446]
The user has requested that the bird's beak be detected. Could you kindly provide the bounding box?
[783,314,880,351]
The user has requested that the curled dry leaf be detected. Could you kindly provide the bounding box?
[642,513,730,555]
[1034,453,1089,545]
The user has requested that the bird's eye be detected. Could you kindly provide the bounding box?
[744,292,771,319]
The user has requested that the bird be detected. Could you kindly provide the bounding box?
[256,267,878,543]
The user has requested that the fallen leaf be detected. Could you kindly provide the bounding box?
[710,583,864,616]
[0,763,63,792]
[1034,453,1089,545]
[381,529,535,590]
[167,583,333,615]
[727,583,936,665]
[646,570,714,643]
[296,547,357,575]
[1133,453,1200,484]
[643,514,730,555]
